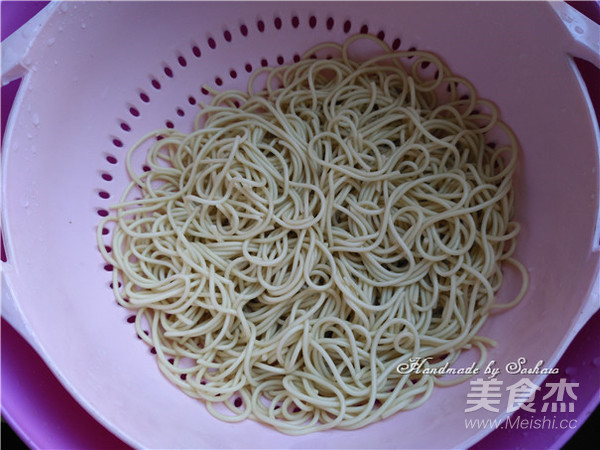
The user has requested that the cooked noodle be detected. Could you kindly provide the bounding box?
[98,34,528,433]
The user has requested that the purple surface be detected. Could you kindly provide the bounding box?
[1,1,598,449]
[0,319,130,449]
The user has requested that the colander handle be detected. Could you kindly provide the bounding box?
[551,2,600,68]
[0,2,56,85]
[553,3,600,336]
[0,0,54,348]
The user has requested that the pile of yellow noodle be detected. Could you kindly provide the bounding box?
[98,35,528,434]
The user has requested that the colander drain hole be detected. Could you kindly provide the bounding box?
[163,66,174,78]
[343,20,351,33]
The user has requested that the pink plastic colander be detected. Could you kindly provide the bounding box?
[1,2,599,448]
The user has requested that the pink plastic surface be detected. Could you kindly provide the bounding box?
[1,2,599,448]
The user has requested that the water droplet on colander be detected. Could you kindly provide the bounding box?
[563,15,573,23]
[32,113,40,127]
[23,200,29,208]
[60,2,68,13]
[565,366,576,376]
[574,26,584,34]
[47,38,56,47]
[27,133,32,140]
[592,357,600,367]
[81,22,87,30]
[54,60,58,65]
